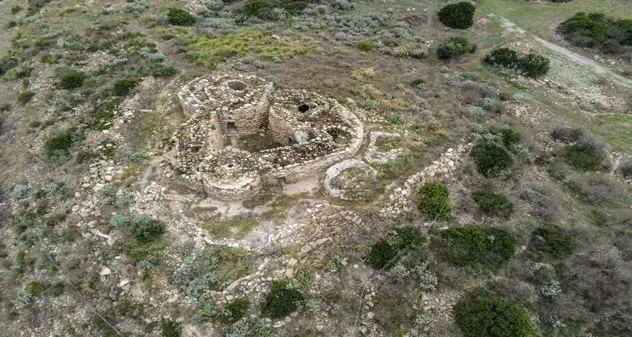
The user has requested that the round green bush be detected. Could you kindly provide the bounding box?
[262,280,304,318]
[57,71,85,90]
[217,299,248,323]
[152,65,178,78]
[472,188,514,218]
[437,36,477,60]
[364,240,399,269]
[565,144,603,171]
[167,7,196,26]
[357,40,372,51]
[528,224,576,260]
[484,48,520,68]
[470,142,513,178]
[438,227,486,266]
[418,183,452,221]
[113,77,139,96]
[130,216,165,243]
[500,128,521,148]
[436,226,516,267]
[454,287,536,337]
[518,54,550,78]
[44,132,73,156]
[438,2,476,29]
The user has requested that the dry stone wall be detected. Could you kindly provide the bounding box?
[168,74,364,200]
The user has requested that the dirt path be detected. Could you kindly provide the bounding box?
[496,16,632,89]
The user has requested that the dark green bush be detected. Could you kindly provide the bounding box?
[436,227,516,267]
[484,48,520,68]
[17,91,35,105]
[500,128,521,148]
[160,319,181,337]
[472,187,514,218]
[43,132,73,156]
[438,2,476,29]
[518,54,550,77]
[437,36,477,60]
[365,226,427,269]
[410,78,425,88]
[216,299,248,324]
[57,71,85,90]
[262,280,304,318]
[130,216,165,243]
[454,287,536,337]
[528,223,576,260]
[113,77,139,96]
[167,7,196,26]
[243,0,306,18]
[558,12,632,52]
[357,40,372,51]
[365,240,399,269]
[418,183,452,221]
[152,65,178,78]
[470,142,513,178]
[565,144,604,170]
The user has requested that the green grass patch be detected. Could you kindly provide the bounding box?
[17,91,36,105]
[183,27,317,68]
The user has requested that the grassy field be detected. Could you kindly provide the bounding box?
[478,0,632,38]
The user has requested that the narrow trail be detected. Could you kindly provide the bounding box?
[495,16,632,89]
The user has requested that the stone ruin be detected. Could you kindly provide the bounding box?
[168,73,364,200]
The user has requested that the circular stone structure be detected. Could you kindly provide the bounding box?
[169,73,365,201]
[324,159,378,201]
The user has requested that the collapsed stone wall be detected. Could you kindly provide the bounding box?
[169,74,364,200]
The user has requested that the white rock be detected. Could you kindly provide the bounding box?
[367,312,375,319]
[100,267,112,276]
[119,279,131,287]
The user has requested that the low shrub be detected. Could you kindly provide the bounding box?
[558,12,632,52]
[43,131,73,156]
[565,143,604,171]
[365,226,427,269]
[262,280,304,318]
[152,65,178,78]
[435,226,516,267]
[57,71,85,90]
[472,187,514,218]
[167,7,196,26]
[470,142,513,177]
[130,215,165,243]
[418,183,452,221]
[17,91,35,105]
[357,40,372,51]
[566,173,625,205]
[484,48,520,68]
[454,287,536,337]
[113,77,139,96]
[551,125,584,143]
[410,78,425,89]
[500,128,521,148]
[438,2,476,29]
[160,319,182,337]
[527,223,576,260]
[437,36,477,60]
[365,240,399,269]
[243,0,306,19]
[216,299,249,323]
[24,280,44,296]
[618,160,632,178]
[519,54,550,77]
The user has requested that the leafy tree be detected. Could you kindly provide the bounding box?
[438,2,476,29]
[437,36,477,60]
[454,287,536,337]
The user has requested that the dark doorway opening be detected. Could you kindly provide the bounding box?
[298,104,310,113]
[227,122,237,131]
[278,177,286,184]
